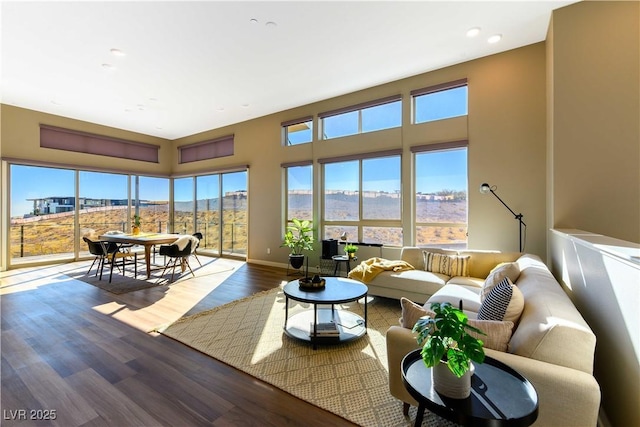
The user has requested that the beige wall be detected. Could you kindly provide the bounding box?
[1,43,548,268]
[550,0,640,244]
[172,43,547,265]
[548,2,640,426]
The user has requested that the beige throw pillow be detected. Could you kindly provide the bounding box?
[482,262,521,301]
[399,297,513,352]
[423,252,470,277]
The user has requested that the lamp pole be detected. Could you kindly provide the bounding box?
[480,183,526,252]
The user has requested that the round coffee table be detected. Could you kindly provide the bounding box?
[283,277,368,349]
[402,349,538,427]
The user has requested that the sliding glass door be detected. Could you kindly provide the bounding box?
[196,174,220,254]
[222,171,247,256]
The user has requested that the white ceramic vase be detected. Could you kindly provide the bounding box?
[432,361,474,399]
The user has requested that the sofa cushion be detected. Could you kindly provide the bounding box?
[457,250,522,279]
[448,276,484,288]
[482,262,521,300]
[427,284,483,313]
[367,269,448,297]
[399,297,513,352]
[423,251,469,276]
[477,277,524,323]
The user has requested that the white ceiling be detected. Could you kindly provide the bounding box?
[1,1,578,140]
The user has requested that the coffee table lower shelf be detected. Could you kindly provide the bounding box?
[284,308,366,346]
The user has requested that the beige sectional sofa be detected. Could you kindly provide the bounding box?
[355,247,601,427]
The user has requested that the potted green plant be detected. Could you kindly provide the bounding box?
[413,302,485,398]
[132,214,142,235]
[344,243,358,259]
[281,218,314,269]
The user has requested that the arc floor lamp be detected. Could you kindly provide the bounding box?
[480,183,526,252]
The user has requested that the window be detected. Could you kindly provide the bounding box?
[319,95,401,140]
[138,176,170,234]
[412,79,468,124]
[413,143,468,248]
[221,171,248,256]
[10,164,76,264]
[173,177,195,234]
[285,164,313,222]
[79,171,129,253]
[321,151,402,246]
[196,174,220,253]
[282,117,313,146]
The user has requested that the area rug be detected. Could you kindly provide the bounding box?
[159,287,456,427]
[65,257,231,294]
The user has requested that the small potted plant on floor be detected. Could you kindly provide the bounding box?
[413,302,485,398]
[132,214,142,235]
[281,218,314,270]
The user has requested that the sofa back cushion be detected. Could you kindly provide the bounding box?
[457,250,522,279]
[509,255,596,374]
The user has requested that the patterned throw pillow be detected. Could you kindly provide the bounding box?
[478,277,524,323]
[423,252,470,277]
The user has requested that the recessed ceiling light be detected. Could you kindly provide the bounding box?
[466,27,481,38]
[265,21,277,28]
[250,18,258,24]
[50,100,62,106]
[110,48,125,57]
[101,63,115,70]
[488,34,502,44]
[241,104,250,108]
[217,107,225,112]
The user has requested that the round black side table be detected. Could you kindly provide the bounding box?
[402,349,538,427]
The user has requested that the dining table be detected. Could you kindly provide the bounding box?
[98,232,180,278]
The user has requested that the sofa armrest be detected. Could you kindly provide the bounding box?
[484,349,601,427]
[386,325,420,408]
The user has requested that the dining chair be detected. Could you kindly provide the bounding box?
[192,232,203,266]
[159,235,197,282]
[83,236,118,280]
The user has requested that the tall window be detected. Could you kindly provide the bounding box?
[413,144,468,248]
[221,171,248,255]
[138,176,170,234]
[412,80,468,124]
[319,96,401,140]
[10,164,75,264]
[322,152,402,246]
[196,174,220,253]
[173,177,194,235]
[285,164,313,222]
[79,171,129,253]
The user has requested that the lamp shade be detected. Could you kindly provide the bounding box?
[480,183,491,194]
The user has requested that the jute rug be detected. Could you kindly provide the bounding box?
[159,287,456,427]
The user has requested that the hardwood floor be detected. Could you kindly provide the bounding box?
[0,259,357,426]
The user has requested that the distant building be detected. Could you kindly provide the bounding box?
[25,197,151,217]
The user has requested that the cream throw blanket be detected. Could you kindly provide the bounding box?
[347,257,415,284]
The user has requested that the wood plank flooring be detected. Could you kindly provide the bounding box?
[0,259,357,426]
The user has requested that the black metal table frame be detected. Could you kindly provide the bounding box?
[283,278,367,349]
[402,349,538,427]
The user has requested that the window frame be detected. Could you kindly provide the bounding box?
[282,116,314,146]
[412,141,469,249]
[319,150,403,246]
[411,79,468,125]
[318,95,402,140]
